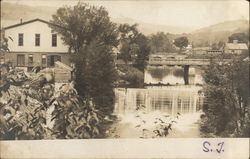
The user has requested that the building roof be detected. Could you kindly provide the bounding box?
[225,43,248,50]
[243,57,249,62]
[1,18,65,30]
[55,61,73,71]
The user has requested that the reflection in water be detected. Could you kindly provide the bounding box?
[114,86,204,115]
[144,66,203,85]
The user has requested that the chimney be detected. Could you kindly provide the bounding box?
[20,19,23,24]
[233,40,238,44]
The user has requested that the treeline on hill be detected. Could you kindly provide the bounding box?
[167,28,249,48]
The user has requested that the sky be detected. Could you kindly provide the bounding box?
[2,0,249,29]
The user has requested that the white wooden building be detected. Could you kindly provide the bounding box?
[1,19,71,71]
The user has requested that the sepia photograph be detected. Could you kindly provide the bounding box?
[0,0,249,158]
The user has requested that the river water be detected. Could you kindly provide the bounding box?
[111,66,204,138]
[144,66,203,85]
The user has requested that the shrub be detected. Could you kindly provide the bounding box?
[0,65,106,139]
[117,65,144,88]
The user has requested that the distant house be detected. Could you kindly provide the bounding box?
[1,18,71,71]
[224,40,248,54]
[183,44,193,54]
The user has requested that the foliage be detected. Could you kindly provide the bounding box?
[50,83,103,139]
[134,104,181,138]
[211,41,225,50]
[118,24,139,63]
[201,56,250,137]
[118,23,151,71]
[173,36,189,52]
[133,33,151,71]
[228,32,249,44]
[0,32,10,52]
[73,40,117,114]
[149,32,177,53]
[0,67,53,139]
[116,65,144,88]
[50,2,118,115]
[118,24,139,42]
[0,66,106,139]
[49,2,118,53]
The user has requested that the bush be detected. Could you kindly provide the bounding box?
[116,65,144,88]
[50,83,103,139]
[0,65,106,139]
[147,67,170,79]
[201,56,250,137]
[0,67,53,139]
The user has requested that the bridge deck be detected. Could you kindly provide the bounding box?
[148,59,231,66]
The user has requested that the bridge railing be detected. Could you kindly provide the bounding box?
[148,58,232,66]
[148,59,211,65]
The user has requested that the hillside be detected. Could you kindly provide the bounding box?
[1,2,55,27]
[194,20,249,33]
[1,2,249,46]
[111,17,194,35]
[190,20,249,46]
[1,2,193,34]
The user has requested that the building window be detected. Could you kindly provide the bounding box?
[42,55,46,65]
[18,33,23,46]
[35,34,40,46]
[28,54,33,64]
[17,54,25,66]
[52,34,57,47]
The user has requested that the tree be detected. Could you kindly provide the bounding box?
[201,56,250,137]
[228,32,249,44]
[50,2,119,114]
[211,43,218,50]
[117,65,144,88]
[211,41,225,50]
[173,36,188,52]
[118,23,140,63]
[49,2,118,53]
[0,32,10,52]
[133,33,151,71]
[149,32,176,53]
[217,41,225,50]
[118,24,139,42]
[118,23,151,71]
[83,40,117,114]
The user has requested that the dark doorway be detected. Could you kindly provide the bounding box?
[47,55,61,67]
